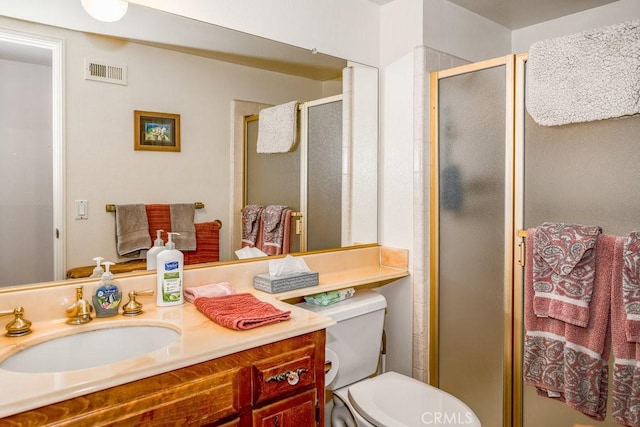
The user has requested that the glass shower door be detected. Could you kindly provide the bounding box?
[430,56,515,427]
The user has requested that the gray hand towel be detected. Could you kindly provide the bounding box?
[170,203,196,251]
[116,204,152,256]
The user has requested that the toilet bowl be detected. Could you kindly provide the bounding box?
[297,290,481,427]
[331,372,481,427]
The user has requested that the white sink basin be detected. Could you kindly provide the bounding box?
[0,325,180,373]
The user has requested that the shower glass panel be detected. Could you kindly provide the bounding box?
[243,116,301,253]
[436,63,507,427]
[522,65,640,426]
[244,116,301,210]
[306,99,342,252]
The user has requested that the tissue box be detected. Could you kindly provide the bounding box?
[254,271,319,294]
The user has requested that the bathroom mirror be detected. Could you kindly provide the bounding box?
[0,0,378,286]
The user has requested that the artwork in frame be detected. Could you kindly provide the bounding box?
[134,110,181,152]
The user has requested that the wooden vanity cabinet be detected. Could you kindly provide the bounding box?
[1,330,325,427]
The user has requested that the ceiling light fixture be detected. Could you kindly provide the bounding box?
[80,0,129,23]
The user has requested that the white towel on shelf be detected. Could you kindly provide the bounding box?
[526,19,640,126]
[257,100,299,153]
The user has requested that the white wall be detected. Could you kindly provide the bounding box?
[379,0,424,67]
[378,50,415,376]
[128,0,381,68]
[0,58,52,285]
[512,0,640,54]
[423,0,511,62]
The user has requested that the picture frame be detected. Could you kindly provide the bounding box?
[134,110,181,152]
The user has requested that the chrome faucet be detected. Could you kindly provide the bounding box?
[66,286,93,325]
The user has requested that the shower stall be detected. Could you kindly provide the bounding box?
[430,54,640,426]
[243,95,343,253]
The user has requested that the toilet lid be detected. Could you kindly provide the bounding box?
[348,372,481,427]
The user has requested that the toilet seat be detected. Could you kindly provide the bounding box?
[345,372,481,427]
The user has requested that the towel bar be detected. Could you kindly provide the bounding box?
[105,202,205,212]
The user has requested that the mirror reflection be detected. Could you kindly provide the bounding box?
[0,1,378,287]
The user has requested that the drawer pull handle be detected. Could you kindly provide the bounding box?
[266,368,308,386]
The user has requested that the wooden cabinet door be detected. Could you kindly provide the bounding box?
[252,389,317,427]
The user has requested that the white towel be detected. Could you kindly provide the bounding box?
[257,101,298,153]
[526,19,640,126]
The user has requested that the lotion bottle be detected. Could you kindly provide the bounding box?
[146,229,165,270]
[156,232,184,306]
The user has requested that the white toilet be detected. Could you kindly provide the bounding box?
[297,289,481,427]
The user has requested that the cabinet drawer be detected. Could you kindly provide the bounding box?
[3,363,251,426]
[252,389,317,427]
[252,345,316,404]
[112,364,252,426]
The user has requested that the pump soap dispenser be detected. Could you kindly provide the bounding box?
[90,257,105,278]
[156,232,184,306]
[92,262,123,317]
[146,229,165,270]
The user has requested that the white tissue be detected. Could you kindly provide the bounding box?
[269,255,311,277]
[235,246,268,259]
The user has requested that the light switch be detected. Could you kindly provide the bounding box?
[75,200,88,220]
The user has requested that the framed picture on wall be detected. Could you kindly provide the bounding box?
[134,110,181,152]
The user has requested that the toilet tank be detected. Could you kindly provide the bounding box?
[296,289,387,390]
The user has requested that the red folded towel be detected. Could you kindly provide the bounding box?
[194,293,291,330]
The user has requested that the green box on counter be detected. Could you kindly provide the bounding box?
[253,271,319,294]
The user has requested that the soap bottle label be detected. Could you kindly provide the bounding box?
[162,262,182,302]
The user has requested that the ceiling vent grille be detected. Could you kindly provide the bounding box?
[84,59,127,85]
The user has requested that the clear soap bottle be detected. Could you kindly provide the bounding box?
[146,229,165,270]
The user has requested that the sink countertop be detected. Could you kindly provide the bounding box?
[0,245,409,419]
[0,292,334,418]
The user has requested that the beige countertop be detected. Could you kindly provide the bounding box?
[0,245,408,419]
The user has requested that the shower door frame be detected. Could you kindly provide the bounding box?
[512,52,527,427]
[428,54,517,427]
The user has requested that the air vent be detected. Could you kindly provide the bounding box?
[84,59,127,85]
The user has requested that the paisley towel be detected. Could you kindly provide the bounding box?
[622,232,640,342]
[259,205,291,256]
[194,293,290,330]
[611,240,640,427]
[533,222,602,327]
[241,205,264,248]
[524,230,616,421]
